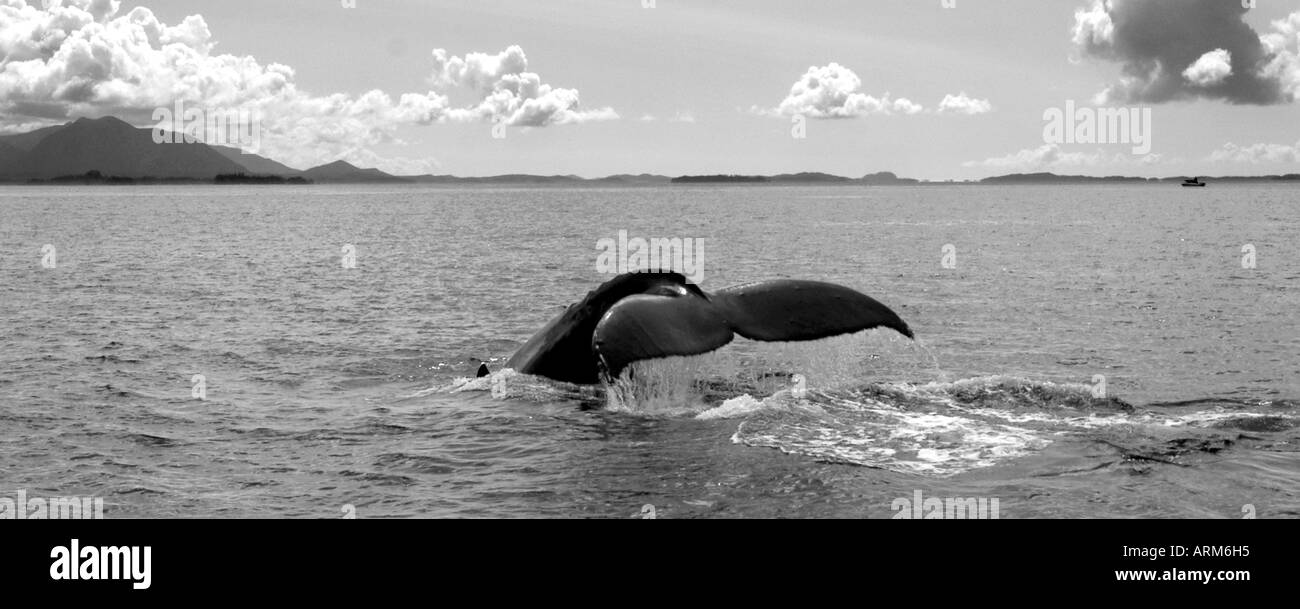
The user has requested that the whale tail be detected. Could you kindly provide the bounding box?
[593,279,912,382]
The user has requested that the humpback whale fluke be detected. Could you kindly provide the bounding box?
[505,272,913,386]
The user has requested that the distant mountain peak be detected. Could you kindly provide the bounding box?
[69,115,133,128]
[318,159,360,170]
[301,159,407,183]
[0,114,246,180]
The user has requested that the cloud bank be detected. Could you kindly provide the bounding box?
[964,144,1163,171]
[0,0,615,170]
[1210,140,1300,164]
[1072,0,1300,104]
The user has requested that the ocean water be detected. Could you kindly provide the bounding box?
[1,184,1296,518]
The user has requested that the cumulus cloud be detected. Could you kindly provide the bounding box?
[1261,12,1300,101]
[964,144,1163,170]
[1209,140,1300,164]
[1072,0,1299,104]
[937,92,993,115]
[430,46,617,126]
[761,63,991,118]
[769,63,923,118]
[1182,49,1233,87]
[0,0,614,171]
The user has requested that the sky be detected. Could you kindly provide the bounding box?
[2,0,1299,179]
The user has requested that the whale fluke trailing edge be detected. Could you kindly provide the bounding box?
[505,272,913,386]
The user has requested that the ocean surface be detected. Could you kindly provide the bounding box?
[1,184,1296,518]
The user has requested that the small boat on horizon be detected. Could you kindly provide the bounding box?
[1182,177,1207,187]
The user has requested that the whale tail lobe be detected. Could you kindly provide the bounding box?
[593,279,912,381]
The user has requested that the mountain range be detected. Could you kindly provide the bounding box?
[1,116,1297,185]
[670,172,920,185]
[0,116,397,183]
[978,172,1300,184]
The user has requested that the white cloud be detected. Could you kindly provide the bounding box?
[964,144,1163,170]
[431,45,617,127]
[0,0,615,172]
[937,92,993,115]
[1183,49,1233,87]
[769,63,923,118]
[637,111,695,123]
[963,144,1089,170]
[1261,12,1300,101]
[1209,140,1300,164]
[762,63,989,119]
[1071,0,1115,50]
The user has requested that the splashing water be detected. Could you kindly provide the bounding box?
[449,341,1296,479]
[731,377,1297,476]
[599,330,928,415]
